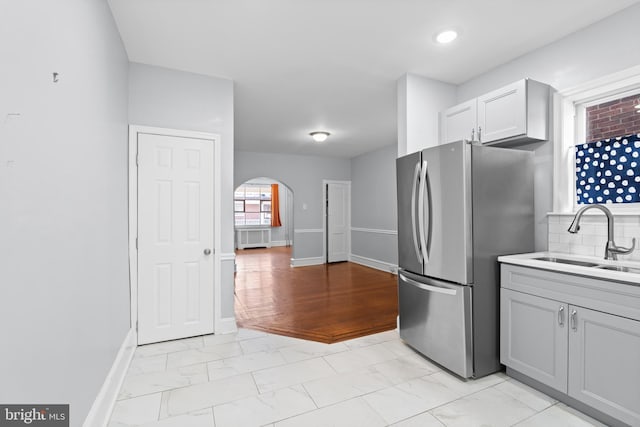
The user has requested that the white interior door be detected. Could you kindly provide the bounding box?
[327,182,350,262]
[137,133,215,345]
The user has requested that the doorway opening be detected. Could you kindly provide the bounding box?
[232,177,295,332]
[234,177,294,251]
[233,178,396,343]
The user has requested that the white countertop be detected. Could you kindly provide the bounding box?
[498,252,640,286]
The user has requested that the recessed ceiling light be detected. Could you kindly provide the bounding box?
[310,131,330,142]
[435,30,458,44]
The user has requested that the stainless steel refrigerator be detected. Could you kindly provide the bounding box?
[397,140,534,378]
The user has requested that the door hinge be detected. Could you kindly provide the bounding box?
[136,153,139,166]
[136,320,138,332]
[135,237,138,250]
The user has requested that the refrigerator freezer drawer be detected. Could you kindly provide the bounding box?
[398,270,473,378]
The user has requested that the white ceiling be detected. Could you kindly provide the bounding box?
[108,0,639,158]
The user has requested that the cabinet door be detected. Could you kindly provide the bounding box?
[439,99,477,144]
[568,306,640,426]
[500,288,568,392]
[477,79,526,143]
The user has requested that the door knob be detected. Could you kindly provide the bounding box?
[204,248,212,256]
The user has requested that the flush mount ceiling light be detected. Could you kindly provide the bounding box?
[435,30,458,44]
[309,131,330,142]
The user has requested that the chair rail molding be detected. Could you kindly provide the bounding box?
[351,227,398,235]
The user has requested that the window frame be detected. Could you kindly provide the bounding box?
[234,184,272,227]
[553,65,640,214]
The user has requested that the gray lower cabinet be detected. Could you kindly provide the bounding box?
[500,264,640,427]
[500,289,568,392]
[568,306,640,425]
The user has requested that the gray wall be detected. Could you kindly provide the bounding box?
[235,151,351,261]
[350,144,398,266]
[129,62,236,319]
[456,4,640,102]
[455,2,640,252]
[397,74,456,156]
[0,1,129,424]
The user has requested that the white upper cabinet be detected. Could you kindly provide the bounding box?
[439,99,477,144]
[440,78,550,146]
[478,79,527,143]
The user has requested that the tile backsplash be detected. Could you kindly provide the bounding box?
[548,213,640,261]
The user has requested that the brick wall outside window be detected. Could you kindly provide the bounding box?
[586,93,640,142]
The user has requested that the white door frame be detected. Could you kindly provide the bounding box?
[322,180,351,263]
[128,125,222,341]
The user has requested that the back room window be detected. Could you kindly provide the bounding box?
[234,184,272,226]
[575,92,640,205]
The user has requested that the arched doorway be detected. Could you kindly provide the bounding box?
[233,177,294,250]
[233,177,294,329]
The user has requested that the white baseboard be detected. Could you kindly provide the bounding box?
[216,317,238,334]
[236,240,291,248]
[290,256,325,267]
[349,254,398,274]
[83,328,136,427]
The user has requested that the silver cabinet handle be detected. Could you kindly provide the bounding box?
[570,309,577,331]
[204,248,212,256]
[478,126,482,142]
[558,306,565,326]
[471,128,475,141]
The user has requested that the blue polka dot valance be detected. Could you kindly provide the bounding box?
[575,133,640,204]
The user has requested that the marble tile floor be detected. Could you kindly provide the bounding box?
[108,328,606,427]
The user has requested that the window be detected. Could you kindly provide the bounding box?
[574,92,640,205]
[554,66,640,213]
[234,184,271,226]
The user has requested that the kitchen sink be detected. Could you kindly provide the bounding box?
[533,257,600,267]
[595,265,640,274]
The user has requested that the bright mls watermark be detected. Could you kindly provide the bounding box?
[0,405,68,426]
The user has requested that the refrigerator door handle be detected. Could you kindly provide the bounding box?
[399,273,457,296]
[410,162,423,264]
[418,160,430,263]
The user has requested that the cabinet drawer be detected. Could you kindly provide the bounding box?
[399,271,473,378]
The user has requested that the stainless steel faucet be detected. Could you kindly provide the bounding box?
[567,204,636,260]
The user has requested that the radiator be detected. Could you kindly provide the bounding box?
[236,228,272,249]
